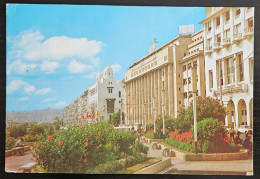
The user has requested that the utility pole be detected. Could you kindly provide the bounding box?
[219,59,223,105]
[192,66,198,154]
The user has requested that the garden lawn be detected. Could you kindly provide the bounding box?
[115,157,161,174]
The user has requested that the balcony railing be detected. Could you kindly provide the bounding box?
[213,42,221,50]
[233,33,242,42]
[182,49,203,61]
[244,27,254,37]
[224,20,230,26]
[222,38,231,46]
[215,25,220,31]
[234,14,241,20]
[205,46,213,55]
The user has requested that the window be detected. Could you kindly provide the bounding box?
[108,88,113,93]
[179,101,181,104]
[224,29,231,39]
[216,16,220,27]
[236,8,241,16]
[215,34,221,43]
[183,78,187,85]
[188,77,191,84]
[162,70,165,77]
[206,21,212,31]
[235,23,241,34]
[179,87,181,91]
[188,63,192,69]
[225,11,230,21]
[209,70,213,88]
[238,54,244,82]
[183,65,186,72]
[227,58,235,84]
[193,61,197,67]
[183,92,187,98]
[246,18,253,28]
[162,81,165,90]
[119,91,121,97]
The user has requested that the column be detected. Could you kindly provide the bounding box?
[246,100,250,127]
[154,70,158,118]
[151,71,154,123]
[147,74,150,122]
[235,102,239,130]
[141,76,144,125]
[135,79,137,124]
[168,64,174,117]
[234,54,239,86]
[158,69,162,115]
[165,65,169,115]
[139,78,141,123]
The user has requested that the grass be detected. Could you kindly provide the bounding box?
[115,157,161,174]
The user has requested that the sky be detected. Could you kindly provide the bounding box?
[6,4,205,112]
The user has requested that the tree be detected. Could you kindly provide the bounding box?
[29,124,46,136]
[110,111,120,126]
[174,96,226,133]
[9,124,27,138]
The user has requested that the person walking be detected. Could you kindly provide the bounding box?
[234,131,242,145]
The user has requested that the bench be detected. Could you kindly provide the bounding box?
[11,147,24,156]
[162,148,175,157]
[19,162,36,173]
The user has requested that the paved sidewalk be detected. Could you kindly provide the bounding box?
[5,151,34,173]
[142,142,253,175]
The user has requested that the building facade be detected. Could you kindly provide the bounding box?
[179,29,206,108]
[200,7,254,129]
[63,66,124,126]
[87,66,124,121]
[124,34,205,127]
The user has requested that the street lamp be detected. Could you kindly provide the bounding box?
[162,89,165,135]
[192,66,198,154]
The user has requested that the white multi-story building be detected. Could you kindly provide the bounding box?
[200,7,254,130]
[63,65,124,126]
[86,65,124,121]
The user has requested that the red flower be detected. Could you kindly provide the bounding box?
[32,153,35,158]
[83,158,88,163]
[85,137,89,142]
[203,135,206,138]
[85,142,88,146]
[81,126,84,130]
[59,141,64,146]
[35,157,38,162]
[96,146,98,150]
[84,153,87,157]
[98,131,101,136]
[208,125,211,128]
[48,136,52,140]
[212,134,215,137]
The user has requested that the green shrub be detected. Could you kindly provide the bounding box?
[175,97,226,132]
[144,133,154,139]
[165,138,197,153]
[131,141,149,155]
[29,124,46,136]
[9,124,27,138]
[125,156,136,167]
[6,137,16,150]
[22,134,38,142]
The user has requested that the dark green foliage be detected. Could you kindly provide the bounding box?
[165,138,197,153]
[110,111,120,126]
[175,96,226,133]
[29,124,46,136]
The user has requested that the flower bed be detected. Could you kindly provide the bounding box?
[33,122,148,173]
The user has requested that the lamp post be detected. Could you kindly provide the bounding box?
[192,66,198,154]
[162,89,165,135]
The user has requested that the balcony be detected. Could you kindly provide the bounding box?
[205,46,213,55]
[181,49,204,62]
[234,14,241,25]
[213,42,221,50]
[245,8,253,19]
[224,20,230,26]
[222,38,231,47]
[233,33,243,42]
[244,27,254,37]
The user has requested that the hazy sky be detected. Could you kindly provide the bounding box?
[6,4,205,112]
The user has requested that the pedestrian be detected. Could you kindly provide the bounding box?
[137,125,142,142]
[15,138,24,148]
[229,127,235,141]
[242,134,252,154]
[234,131,242,145]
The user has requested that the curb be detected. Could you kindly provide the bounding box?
[142,136,250,161]
[135,158,171,174]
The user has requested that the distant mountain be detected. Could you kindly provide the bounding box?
[6,108,64,123]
